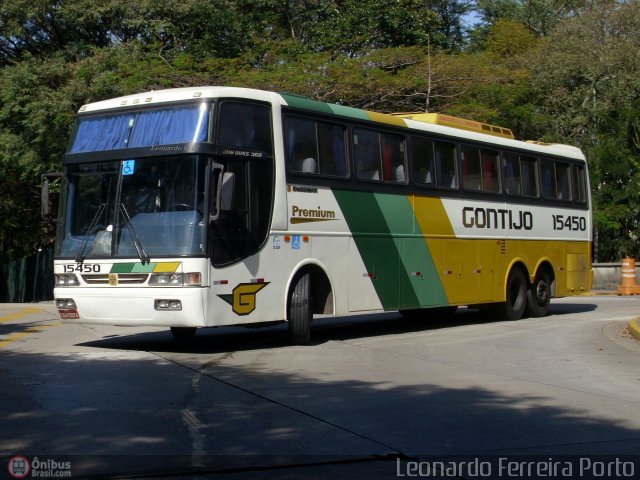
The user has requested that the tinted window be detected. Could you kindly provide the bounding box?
[353,128,406,183]
[218,102,272,153]
[462,146,500,193]
[284,116,347,176]
[541,159,555,199]
[542,158,571,201]
[573,164,587,203]
[521,156,538,197]
[503,154,538,197]
[411,137,435,186]
[435,141,457,189]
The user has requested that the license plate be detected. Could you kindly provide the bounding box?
[58,309,80,319]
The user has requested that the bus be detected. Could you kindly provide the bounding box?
[42,86,592,344]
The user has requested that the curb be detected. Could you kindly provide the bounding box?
[628,317,640,342]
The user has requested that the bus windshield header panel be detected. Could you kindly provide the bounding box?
[68,103,210,154]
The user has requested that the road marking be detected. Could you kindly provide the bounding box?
[0,307,43,324]
[0,322,62,349]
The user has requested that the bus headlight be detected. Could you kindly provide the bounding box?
[155,299,182,310]
[55,274,80,286]
[149,273,183,286]
[56,298,77,309]
[148,273,201,287]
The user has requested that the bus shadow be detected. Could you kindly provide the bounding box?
[78,301,598,354]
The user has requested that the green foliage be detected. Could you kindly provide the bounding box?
[0,0,638,262]
[475,0,588,35]
[529,0,640,260]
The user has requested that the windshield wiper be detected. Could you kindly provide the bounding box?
[75,203,107,264]
[119,203,150,265]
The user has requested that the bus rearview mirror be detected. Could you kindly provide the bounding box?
[210,163,235,222]
[41,172,62,223]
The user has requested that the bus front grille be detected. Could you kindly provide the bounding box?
[81,274,149,285]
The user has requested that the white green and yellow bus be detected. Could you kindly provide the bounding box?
[43,86,592,344]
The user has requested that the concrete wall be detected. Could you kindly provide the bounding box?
[592,262,640,291]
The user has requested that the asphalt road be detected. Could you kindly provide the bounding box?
[1,295,639,479]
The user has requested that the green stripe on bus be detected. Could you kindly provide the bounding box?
[110,263,135,273]
[328,104,370,121]
[333,189,448,310]
[110,263,157,273]
[281,94,334,115]
[131,263,156,273]
[374,193,447,308]
[333,189,419,309]
[281,94,372,122]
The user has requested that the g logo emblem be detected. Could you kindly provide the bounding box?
[219,282,269,316]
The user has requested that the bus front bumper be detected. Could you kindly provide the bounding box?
[54,287,207,327]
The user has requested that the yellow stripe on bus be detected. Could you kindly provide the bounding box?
[153,262,181,273]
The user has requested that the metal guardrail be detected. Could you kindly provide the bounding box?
[0,248,54,303]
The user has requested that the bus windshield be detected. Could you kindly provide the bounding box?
[56,156,208,259]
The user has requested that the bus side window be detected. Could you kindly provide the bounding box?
[285,117,347,177]
[381,133,406,183]
[219,102,273,153]
[435,141,457,188]
[318,122,347,176]
[521,156,538,197]
[480,149,500,193]
[541,159,556,199]
[461,146,481,191]
[410,137,435,186]
[555,162,571,200]
[573,164,586,203]
[284,117,318,173]
[503,153,521,195]
[354,128,381,181]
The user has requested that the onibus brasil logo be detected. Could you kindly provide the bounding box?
[7,456,71,478]
[218,282,269,316]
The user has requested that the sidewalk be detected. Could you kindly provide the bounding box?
[628,317,640,342]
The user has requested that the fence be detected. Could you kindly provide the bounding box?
[0,248,54,303]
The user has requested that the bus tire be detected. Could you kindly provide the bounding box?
[527,270,551,317]
[170,326,197,340]
[494,267,527,321]
[288,272,312,345]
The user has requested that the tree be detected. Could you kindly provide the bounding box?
[530,0,640,260]
[475,0,587,35]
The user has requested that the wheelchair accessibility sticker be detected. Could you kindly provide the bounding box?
[122,160,135,176]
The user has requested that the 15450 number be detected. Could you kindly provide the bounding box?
[552,214,586,231]
[62,264,101,273]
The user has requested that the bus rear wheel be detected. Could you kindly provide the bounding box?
[170,326,197,340]
[493,267,527,321]
[288,272,312,345]
[527,271,551,317]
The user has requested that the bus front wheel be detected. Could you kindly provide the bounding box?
[494,268,527,321]
[288,272,312,345]
[527,271,551,317]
